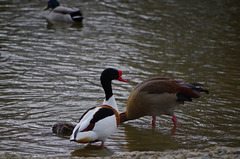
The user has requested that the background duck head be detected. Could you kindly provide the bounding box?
[44,0,60,10]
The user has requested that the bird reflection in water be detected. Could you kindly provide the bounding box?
[121,123,179,152]
[71,144,114,157]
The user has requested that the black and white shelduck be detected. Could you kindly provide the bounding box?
[70,68,127,147]
[44,0,83,23]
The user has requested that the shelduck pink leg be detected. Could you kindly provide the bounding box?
[152,116,156,128]
[172,114,177,128]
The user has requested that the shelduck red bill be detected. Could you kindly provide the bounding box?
[117,70,127,82]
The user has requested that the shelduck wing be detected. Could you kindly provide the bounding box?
[71,106,116,140]
[90,107,115,124]
[78,106,96,122]
[72,107,99,137]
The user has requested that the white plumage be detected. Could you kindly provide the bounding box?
[44,0,83,23]
[70,68,126,147]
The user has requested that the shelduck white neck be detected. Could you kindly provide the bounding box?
[103,95,119,113]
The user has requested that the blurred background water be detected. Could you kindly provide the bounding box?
[0,0,239,157]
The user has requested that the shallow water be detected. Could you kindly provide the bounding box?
[0,0,239,157]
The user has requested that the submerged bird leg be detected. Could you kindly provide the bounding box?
[171,125,177,136]
[172,114,177,128]
[100,141,105,148]
[152,116,156,128]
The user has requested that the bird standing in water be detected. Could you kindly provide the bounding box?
[70,68,127,147]
[120,77,209,129]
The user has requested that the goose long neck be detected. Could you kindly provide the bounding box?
[101,80,113,101]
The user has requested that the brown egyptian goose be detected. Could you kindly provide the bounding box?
[120,77,209,128]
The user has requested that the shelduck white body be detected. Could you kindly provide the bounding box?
[70,68,126,147]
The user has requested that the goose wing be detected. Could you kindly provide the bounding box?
[137,78,209,102]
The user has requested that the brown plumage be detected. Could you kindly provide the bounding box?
[52,123,75,136]
[120,77,209,128]
[99,105,120,127]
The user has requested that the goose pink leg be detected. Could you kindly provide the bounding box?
[152,116,156,128]
[172,114,177,128]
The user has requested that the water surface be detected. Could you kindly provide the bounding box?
[0,0,239,157]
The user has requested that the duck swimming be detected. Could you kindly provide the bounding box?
[52,122,75,136]
[44,0,83,23]
[70,68,127,147]
[120,77,209,128]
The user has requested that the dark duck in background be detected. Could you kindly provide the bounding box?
[44,0,83,23]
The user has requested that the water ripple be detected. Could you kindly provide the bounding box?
[0,0,239,157]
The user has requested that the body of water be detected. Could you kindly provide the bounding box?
[0,0,239,157]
